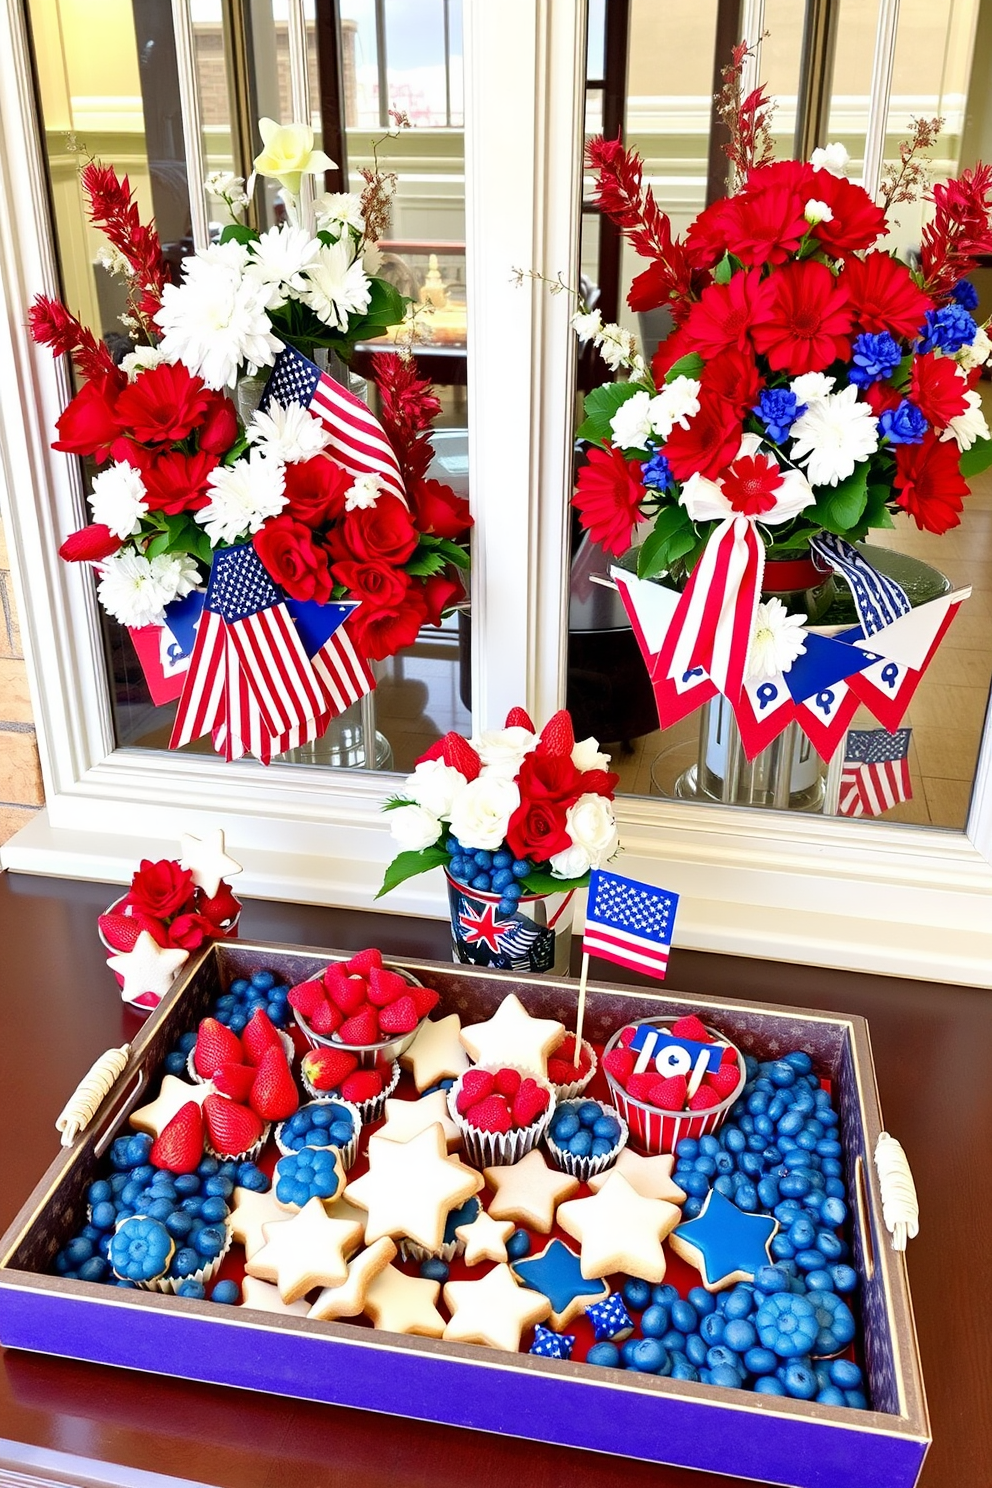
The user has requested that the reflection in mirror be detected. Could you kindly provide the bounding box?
[570,0,991,830]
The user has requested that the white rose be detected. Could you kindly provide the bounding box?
[389,803,443,852]
[571,736,612,773]
[448,775,520,852]
[549,842,593,879]
[472,726,538,780]
[564,793,618,869]
[403,759,467,818]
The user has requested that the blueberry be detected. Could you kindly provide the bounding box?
[230,1013,247,1034]
[511,860,531,878]
[830,1264,858,1294]
[177,1279,206,1299]
[641,1303,669,1338]
[497,898,517,915]
[197,1156,220,1178]
[230,979,250,996]
[568,1130,593,1158]
[251,970,276,991]
[471,873,492,892]
[670,1299,696,1335]
[687,1286,715,1317]
[506,1229,531,1261]
[723,1286,755,1320]
[682,1196,702,1219]
[211,1279,240,1304]
[166,1211,194,1240]
[628,1338,666,1374]
[65,1237,95,1266]
[170,1246,200,1278]
[164,1052,187,1075]
[195,1225,226,1259]
[586,1342,621,1368]
[88,1179,113,1206]
[622,1278,651,1312]
[754,1375,787,1395]
[200,1197,229,1224]
[125,1134,153,1166]
[710,1364,744,1389]
[685,1332,708,1367]
[473,850,493,869]
[91,1201,117,1231]
[723,1318,757,1353]
[744,1346,778,1375]
[783,1360,818,1399]
[700,1312,725,1345]
[420,1258,449,1283]
[78,1255,108,1282]
[491,869,513,891]
[676,1138,699,1161]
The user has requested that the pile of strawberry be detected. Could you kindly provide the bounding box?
[603,1014,742,1113]
[455,1067,551,1135]
[301,1046,395,1108]
[99,857,240,953]
[288,948,439,1046]
[546,1034,593,1089]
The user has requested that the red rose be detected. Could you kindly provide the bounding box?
[573,445,646,556]
[664,390,742,481]
[142,449,218,514]
[332,558,410,610]
[167,912,219,951]
[58,523,122,563]
[842,252,933,342]
[115,362,212,444]
[198,391,239,455]
[516,750,583,804]
[408,478,472,539]
[506,797,573,862]
[894,432,970,534]
[751,260,852,376]
[334,494,419,565]
[53,373,123,463]
[283,456,351,527]
[422,572,463,624]
[348,586,428,661]
[909,352,969,429]
[124,858,197,921]
[253,515,333,603]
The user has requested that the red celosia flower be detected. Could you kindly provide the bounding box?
[920,164,992,302]
[28,294,120,381]
[115,362,211,444]
[421,572,463,624]
[751,260,852,375]
[805,172,887,258]
[373,352,443,486]
[893,431,970,533]
[141,449,218,514]
[842,252,932,341]
[701,346,763,418]
[909,352,969,429]
[727,187,809,267]
[282,456,351,527]
[681,270,763,359]
[253,515,333,604]
[720,453,785,515]
[52,374,123,463]
[124,859,197,921]
[408,478,471,539]
[81,162,167,322]
[58,523,122,563]
[664,390,742,481]
[347,586,429,661]
[572,445,646,556]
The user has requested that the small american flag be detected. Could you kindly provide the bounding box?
[259,345,405,502]
[839,728,912,817]
[583,869,679,981]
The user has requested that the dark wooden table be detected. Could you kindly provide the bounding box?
[0,872,988,1488]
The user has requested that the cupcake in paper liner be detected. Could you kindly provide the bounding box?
[272,1143,348,1213]
[399,1194,481,1264]
[274,1098,362,1171]
[300,1054,399,1126]
[187,1028,293,1086]
[203,1123,269,1166]
[544,1097,628,1183]
[546,1035,598,1102]
[109,1213,233,1295]
[447,1064,556,1169]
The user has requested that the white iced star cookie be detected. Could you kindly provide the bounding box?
[586,1147,687,1205]
[129,1074,214,1137]
[454,1209,515,1266]
[443,1262,552,1352]
[377,1090,461,1150]
[308,1237,398,1322]
[245,1196,365,1303]
[179,828,242,898]
[460,994,564,1078]
[107,931,188,1007]
[400,1013,470,1092]
[346,1124,483,1254]
[240,1276,310,1316]
[484,1148,579,1234]
[556,1171,682,1283]
[363,1263,446,1338]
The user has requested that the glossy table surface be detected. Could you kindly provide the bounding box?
[0,872,988,1488]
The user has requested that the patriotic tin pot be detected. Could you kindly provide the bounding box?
[97,893,241,1013]
[602,1017,746,1155]
[291,962,427,1068]
[445,871,576,977]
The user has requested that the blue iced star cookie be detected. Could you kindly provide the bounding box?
[529,1324,575,1360]
[669,1188,778,1291]
[109,1216,174,1283]
[511,1238,609,1329]
[585,1292,634,1342]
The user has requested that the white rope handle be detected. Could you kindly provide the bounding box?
[55,1045,131,1147]
[874,1132,919,1251]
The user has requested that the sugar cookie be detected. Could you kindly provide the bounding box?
[400,1013,470,1092]
[377,1089,462,1149]
[246,1196,365,1303]
[443,1262,551,1352]
[586,1147,687,1205]
[510,1238,609,1329]
[556,1171,682,1283]
[460,994,564,1078]
[229,1184,287,1260]
[483,1149,578,1234]
[130,1075,214,1137]
[363,1262,446,1337]
[345,1123,483,1254]
[308,1237,398,1322]
[240,1276,310,1316]
[668,1187,779,1291]
[454,1209,514,1266]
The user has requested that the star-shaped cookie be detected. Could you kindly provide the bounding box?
[400,1014,470,1092]
[556,1171,682,1283]
[460,994,564,1077]
[443,1262,552,1352]
[586,1148,687,1205]
[240,1276,311,1316]
[229,1184,287,1260]
[346,1124,483,1254]
[455,1209,514,1266]
[129,1074,214,1137]
[246,1196,365,1303]
[108,932,188,1006]
[669,1187,779,1291]
[179,828,242,898]
[308,1237,397,1322]
[377,1090,461,1149]
[510,1238,609,1329]
[363,1263,446,1337]
[484,1149,579,1233]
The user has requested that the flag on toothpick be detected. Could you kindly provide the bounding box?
[838,728,912,818]
[582,868,679,981]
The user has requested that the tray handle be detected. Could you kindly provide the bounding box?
[873,1132,919,1251]
[55,1044,131,1147]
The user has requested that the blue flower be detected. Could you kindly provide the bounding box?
[918,303,978,354]
[753,388,805,444]
[878,399,928,445]
[847,332,902,388]
[951,279,979,311]
[641,450,672,492]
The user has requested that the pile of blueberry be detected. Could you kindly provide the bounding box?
[277,1102,355,1154]
[445,836,535,915]
[212,969,292,1033]
[547,1100,622,1165]
[274,1146,343,1208]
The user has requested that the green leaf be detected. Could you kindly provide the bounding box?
[636,504,696,580]
[576,380,646,444]
[959,435,992,478]
[144,531,172,559]
[382,795,414,811]
[812,464,869,535]
[892,353,914,390]
[220,223,259,247]
[222,436,249,466]
[713,253,733,285]
[520,870,590,895]
[433,537,471,570]
[664,353,705,383]
[376,845,449,899]
[405,549,447,577]
[862,482,895,530]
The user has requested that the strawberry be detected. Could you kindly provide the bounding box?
[493,1067,521,1098]
[415,738,446,763]
[377,995,419,1036]
[367,966,409,1007]
[194,1017,242,1079]
[671,1014,712,1044]
[288,979,326,1019]
[536,709,574,758]
[619,1025,637,1048]
[547,1059,573,1086]
[203,1093,264,1156]
[242,1008,282,1066]
[325,967,368,1016]
[301,1047,358,1092]
[310,999,343,1036]
[346,948,383,976]
[689,1084,720,1111]
[408,985,440,1019]
[456,1068,495,1113]
[150,1101,203,1174]
[625,1072,660,1104]
[341,1070,384,1105]
[465,1095,512,1134]
[250,1045,299,1121]
[504,706,535,730]
[649,1075,688,1111]
[603,1046,636,1085]
[705,1064,741,1101]
[212,1061,256,1103]
[440,731,482,781]
[721,1044,739,1065]
[98,912,144,952]
[512,1078,549,1128]
[338,1006,380,1045]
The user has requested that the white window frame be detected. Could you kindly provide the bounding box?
[1,0,990,987]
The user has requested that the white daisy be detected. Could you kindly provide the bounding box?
[120,344,166,381]
[246,225,322,308]
[195,451,287,547]
[649,376,701,438]
[344,473,384,511]
[940,387,991,451]
[246,399,331,464]
[571,307,603,344]
[88,461,148,540]
[313,191,366,238]
[155,240,282,389]
[956,325,992,373]
[96,550,200,629]
[609,390,653,451]
[790,372,836,406]
[746,597,809,682]
[298,239,372,333]
[810,142,849,177]
[789,384,878,488]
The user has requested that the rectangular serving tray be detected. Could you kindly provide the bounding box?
[0,940,930,1488]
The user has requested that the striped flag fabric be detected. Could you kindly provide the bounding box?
[259,345,406,503]
[838,727,912,817]
[582,868,679,982]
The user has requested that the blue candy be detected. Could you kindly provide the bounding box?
[506,1229,531,1261]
